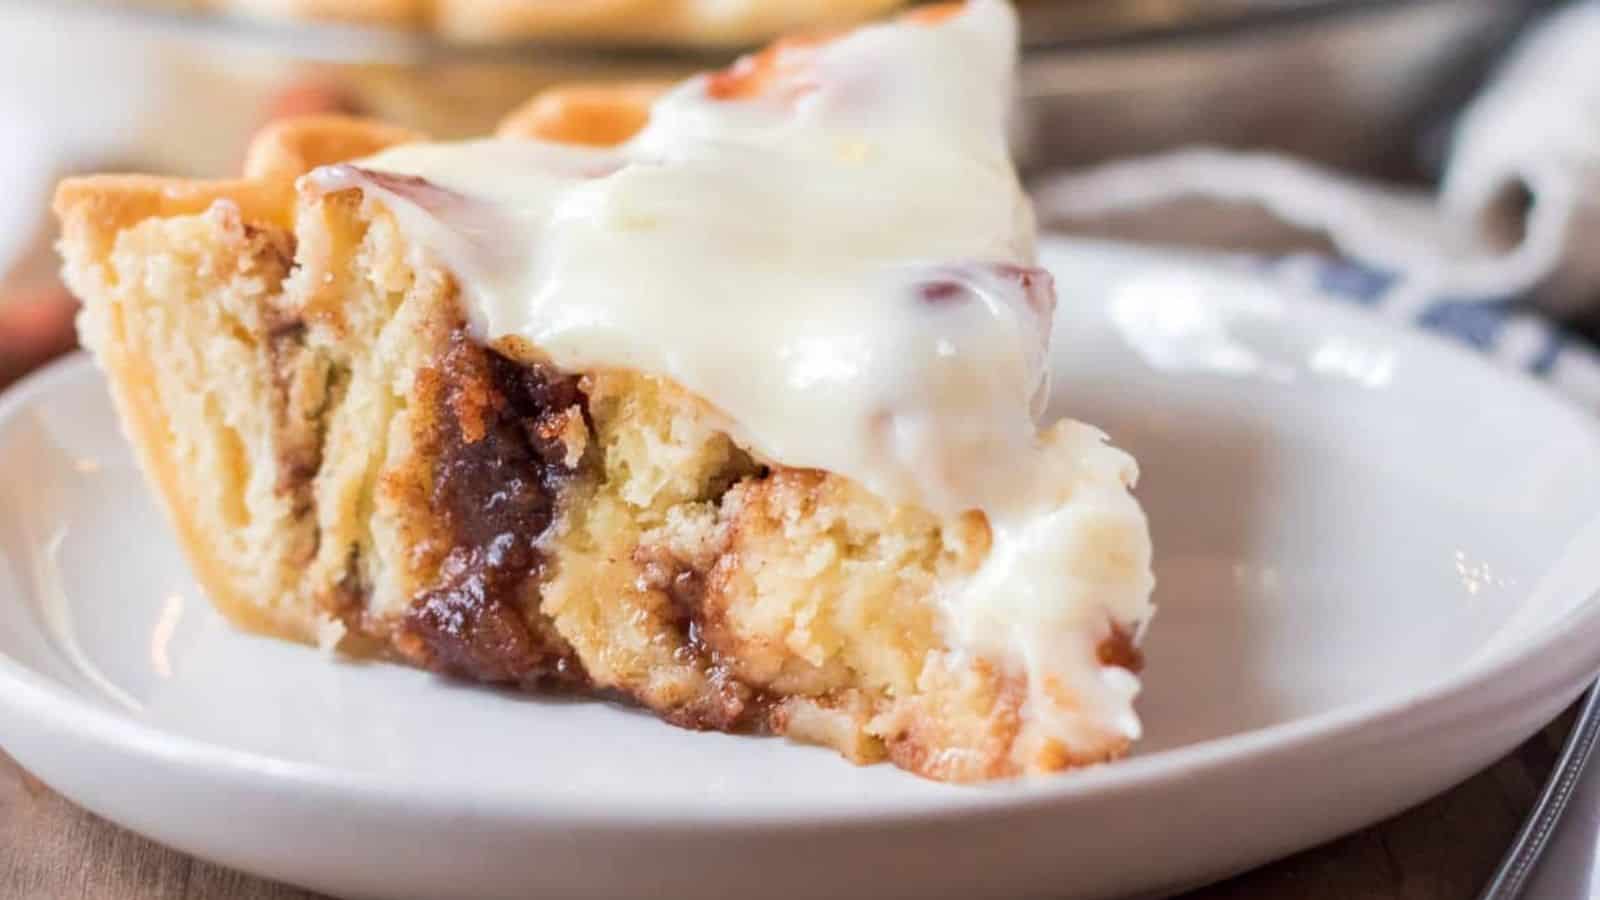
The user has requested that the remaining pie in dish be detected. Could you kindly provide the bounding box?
[188,0,907,45]
[54,0,1155,781]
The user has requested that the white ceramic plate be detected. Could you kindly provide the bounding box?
[3,239,1600,900]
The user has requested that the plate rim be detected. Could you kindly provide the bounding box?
[3,271,1600,828]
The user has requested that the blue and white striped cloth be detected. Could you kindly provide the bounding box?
[1258,253,1600,413]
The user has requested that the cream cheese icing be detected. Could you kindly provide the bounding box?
[308,0,1155,754]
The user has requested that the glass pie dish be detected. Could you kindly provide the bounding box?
[12,0,1552,176]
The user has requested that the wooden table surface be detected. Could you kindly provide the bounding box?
[0,710,1573,900]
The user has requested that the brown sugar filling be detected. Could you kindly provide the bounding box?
[391,331,784,728]
[634,545,775,732]
[396,333,591,687]
[1096,624,1144,673]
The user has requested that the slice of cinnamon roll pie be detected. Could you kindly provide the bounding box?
[54,0,1154,782]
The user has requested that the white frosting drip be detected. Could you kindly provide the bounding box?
[311,0,1155,753]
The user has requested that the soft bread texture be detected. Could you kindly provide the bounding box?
[56,75,1145,781]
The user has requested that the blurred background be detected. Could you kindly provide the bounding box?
[1,0,1595,389]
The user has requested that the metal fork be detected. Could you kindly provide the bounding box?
[1478,680,1600,900]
